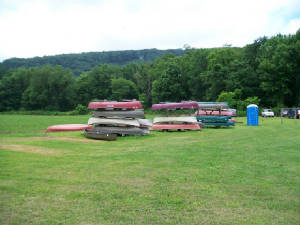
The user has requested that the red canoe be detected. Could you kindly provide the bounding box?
[150,124,200,131]
[46,124,93,132]
[88,101,142,109]
[151,101,198,110]
[195,110,233,116]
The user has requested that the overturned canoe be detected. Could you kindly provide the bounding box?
[196,115,235,127]
[153,117,197,124]
[137,119,153,127]
[88,117,140,127]
[195,110,233,116]
[196,116,232,122]
[93,126,145,136]
[93,109,145,119]
[151,101,198,110]
[201,121,235,127]
[150,124,200,131]
[197,102,229,110]
[84,130,117,141]
[141,128,150,134]
[46,124,93,132]
[88,101,142,109]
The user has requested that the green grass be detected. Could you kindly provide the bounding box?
[0,115,299,225]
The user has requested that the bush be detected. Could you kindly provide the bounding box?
[72,104,89,115]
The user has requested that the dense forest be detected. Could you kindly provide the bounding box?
[0,31,299,112]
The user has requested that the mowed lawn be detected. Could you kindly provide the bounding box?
[0,115,299,225]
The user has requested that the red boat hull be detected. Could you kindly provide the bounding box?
[151,101,198,110]
[195,110,233,116]
[88,101,142,109]
[150,124,200,131]
[46,124,93,132]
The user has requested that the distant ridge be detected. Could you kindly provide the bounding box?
[2,49,185,76]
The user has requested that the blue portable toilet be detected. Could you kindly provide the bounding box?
[247,104,259,126]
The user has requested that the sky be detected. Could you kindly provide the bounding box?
[0,0,299,61]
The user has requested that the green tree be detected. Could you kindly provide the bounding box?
[151,57,190,103]
[203,48,240,100]
[111,78,138,101]
[0,67,31,111]
[75,64,118,105]
[22,65,76,111]
[257,32,300,107]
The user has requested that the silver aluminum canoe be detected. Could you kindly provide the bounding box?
[137,119,153,127]
[88,117,140,127]
[84,130,117,141]
[93,109,145,119]
[94,126,145,136]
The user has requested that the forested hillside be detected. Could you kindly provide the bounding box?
[1,49,185,76]
[0,31,299,112]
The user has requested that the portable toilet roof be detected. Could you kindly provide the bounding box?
[247,104,258,108]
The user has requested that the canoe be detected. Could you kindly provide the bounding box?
[196,116,232,122]
[88,101,142,109]
[84,130,117,141]
[93,126,145,136]
[197,102,229,110]
[88,117,140,127]
[201,121,235,127]
[153,117,197,124]
[151,101,198,110]
[141,128,150,134]
[150,124,200,131]
[93,109,145,119]
[137,119,153,127]
[195,110,233,116]
[46,124,93,132]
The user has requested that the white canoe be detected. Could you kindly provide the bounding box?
[153,116,198,124]
[88,117,140,127]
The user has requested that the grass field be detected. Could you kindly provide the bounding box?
[0,115,299,225]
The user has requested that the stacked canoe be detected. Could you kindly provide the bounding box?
[86,100,152,140]
[195,102,235,127]
[151,101,200,131]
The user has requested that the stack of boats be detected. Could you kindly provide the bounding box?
[150,101,200,131]
[195,102,235,127]
[85,100,152,140]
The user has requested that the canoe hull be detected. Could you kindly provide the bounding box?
[46,124,93,132]
[150,124,200,131]
[88,101,142,109]
[94,126,145,136]
[195,110,233,116]
[153,117,197,124]
[88,117,140,127]
[197,102,229,110]
[93,110,145,119]
[151,101,198,110]
[84,130,117,141]
[137,119,153,127]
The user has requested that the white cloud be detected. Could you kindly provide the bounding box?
[283,18,300,34]
[0,0,299,61]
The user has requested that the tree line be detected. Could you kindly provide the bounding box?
[0,31,299,112]
[2,49,185,76]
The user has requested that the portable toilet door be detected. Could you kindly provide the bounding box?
[247,104,259,126]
